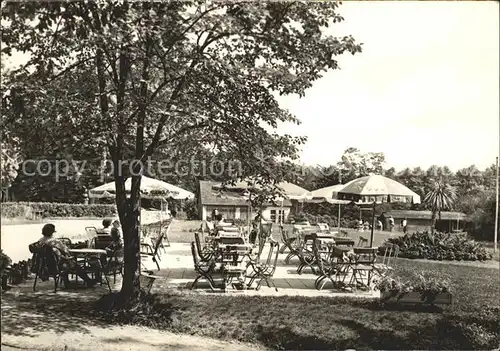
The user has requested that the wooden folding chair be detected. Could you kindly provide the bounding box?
[350,247,378,288]
[140,232,164,271]
[357,237,368,247]
[190,242,217,291]
[373,243,400,277]
[312,238,338,290]
[245,241,280,291]
[194,231,215,262]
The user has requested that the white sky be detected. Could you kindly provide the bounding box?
[276,1,499,172]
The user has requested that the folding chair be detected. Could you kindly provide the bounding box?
[317,223,330,233]
[140,232,164,271]
[58,238,72,247]
[312,238,338,290]
[85,227,98,237]
[102,248,124,285]
[357,237,368,247]
[190,242,217,291]
[296,234,317,275]
[245,241,280,291]
[373,243,400,277]
[258,223,273,257]
[350,247,378,288]
[194,231,215,262]
[279,226,301,263]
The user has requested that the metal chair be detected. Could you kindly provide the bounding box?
[194,231,215,262]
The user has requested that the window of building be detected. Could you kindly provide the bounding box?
[270,209,285,223]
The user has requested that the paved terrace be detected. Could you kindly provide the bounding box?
[141,243,380,298]
[14,242,379,299]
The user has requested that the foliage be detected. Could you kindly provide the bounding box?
[386,231,492,261]
[424,180,457,233]
[375,270,452,295]
[3,1,363,298]
[0,250,12,275]
[0,202,116,218]
[182,198,198,220]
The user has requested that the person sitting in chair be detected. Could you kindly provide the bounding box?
[98,219,112,234]
[36,224,96,288]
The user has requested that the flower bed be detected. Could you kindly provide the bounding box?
[385,231,492,261]
[376,271,453,305]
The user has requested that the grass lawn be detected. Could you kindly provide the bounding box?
[90,257,499,350]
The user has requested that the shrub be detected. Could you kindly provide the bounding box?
[385,231,492,261]
[1,202,116,219]
[0,250,12,275]
[375,270,452,294]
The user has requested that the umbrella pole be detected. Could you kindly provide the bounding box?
[370,201,376,247]
[337,203,341,233]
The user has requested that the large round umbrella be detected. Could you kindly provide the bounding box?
[337,174,421,246]
[89,176,194,200]
[337,175,421,204]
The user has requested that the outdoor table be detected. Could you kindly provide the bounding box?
[69,248,107,256]
[69,248,108,281]
[215,244,252,291]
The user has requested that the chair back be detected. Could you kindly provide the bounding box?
[379,243,400,266]
[248,229,258,244]
[266,241,280,275]
[260,222,273,238]
[357,237,368,247]
[353,247,378,265]
[317,223,330,232]
[58,237,72,247]
[85,227,98,237]
[32,245,60,277]
[93,235,115,250]
[205,221,215,234]
[190,241,201,267]
[152,231,166,256]
[194,232,204,255]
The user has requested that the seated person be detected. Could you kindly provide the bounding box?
[37,224,96,287]
[107,224,124,256]
[110,220,122,238]
[98,219,112,234]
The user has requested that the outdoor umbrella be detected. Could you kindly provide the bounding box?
[89,175,195,200]
[337,174,421,246]
[307,183,353,232]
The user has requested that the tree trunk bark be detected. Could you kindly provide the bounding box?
[119,196,142,300]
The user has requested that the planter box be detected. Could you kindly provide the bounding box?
[381,291,452,305]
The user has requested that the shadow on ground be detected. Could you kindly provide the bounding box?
[1,285,108,337]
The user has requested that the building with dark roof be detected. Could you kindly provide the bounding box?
[388,210,470,233]
[198,180,294,223]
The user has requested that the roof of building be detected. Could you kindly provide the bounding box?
[199,180,293,207]
[388,210,469,221]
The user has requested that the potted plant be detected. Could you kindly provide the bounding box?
[375,271,453,305]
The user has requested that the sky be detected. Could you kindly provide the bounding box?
[276,1,499,172]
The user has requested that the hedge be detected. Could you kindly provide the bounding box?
[1,202,116,219]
